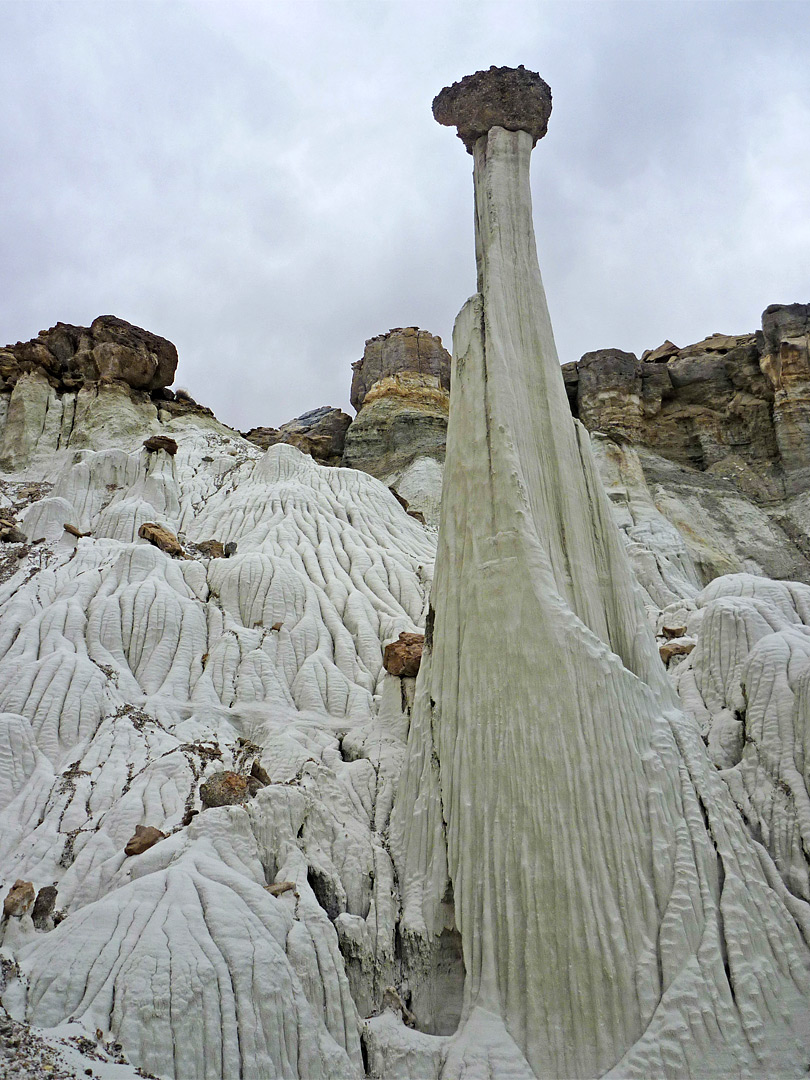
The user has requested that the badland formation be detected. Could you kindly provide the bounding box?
[1,67,809,1079]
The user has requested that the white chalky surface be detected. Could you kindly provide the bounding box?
[390,125,810,1080]
[0,421,434,1079]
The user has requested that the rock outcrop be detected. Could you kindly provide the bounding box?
[349,327,450,412]
[762,302,810,491]
[350,308,810,579]
[0,316,177,393]
[0,317,230,472]
[565,304,810,501]
[244,405,351,465]
[3,879,34,919]
[342,328,450,524]
[391,66,810,1080]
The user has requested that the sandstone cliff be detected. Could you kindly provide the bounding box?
[334,304,810,587]
[0,315,177,394]
[0,317,228,476]
[342,328,450,523]
[564,303,810,500]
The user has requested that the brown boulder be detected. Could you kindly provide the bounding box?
[432,65,552,153]
[383,632,425,678]
[3,879,35,919]
[197,539,225,559]
[143,435,178,455]
[659,639,696,665]
[63,523,90,539]
[138,522,185,558]
[124,825,167,857]
[200,771,250,808]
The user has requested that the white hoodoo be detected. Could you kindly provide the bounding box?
[391,68,810,1078]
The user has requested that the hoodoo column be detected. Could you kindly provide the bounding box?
[391,66,810,1079]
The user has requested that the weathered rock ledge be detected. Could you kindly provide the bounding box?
[564,302,810,501]
[1,316,177,393]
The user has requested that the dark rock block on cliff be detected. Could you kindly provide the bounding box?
[0,315,177,393]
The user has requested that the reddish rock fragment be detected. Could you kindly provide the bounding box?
[143,435,178,455]
[383,632,425,677]
[200,771,250,808]
[124,825,167,857]
[197,539,225,558]
[138,522,185,558]
[659,639,696,665]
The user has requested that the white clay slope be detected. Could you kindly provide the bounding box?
[0,427,435,1079]
[390,125,810,1079]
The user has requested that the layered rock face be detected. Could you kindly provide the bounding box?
[348,326,451,412]
[391,66,810,1080]
[559,306,810,591]
[336,306,810,584]
[563,308,810,499]
[342,328,450,523]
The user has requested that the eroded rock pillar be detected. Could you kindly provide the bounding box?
[390,66,810,1079]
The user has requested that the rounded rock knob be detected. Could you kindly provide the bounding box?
[432,65,552,153]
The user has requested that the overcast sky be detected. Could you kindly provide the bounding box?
[2,1,808,430]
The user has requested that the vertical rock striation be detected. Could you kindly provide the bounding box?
[391,66,810,1078]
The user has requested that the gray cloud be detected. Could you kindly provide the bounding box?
[1,1,808,430]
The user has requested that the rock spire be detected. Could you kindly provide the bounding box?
[390,66,810,1078]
